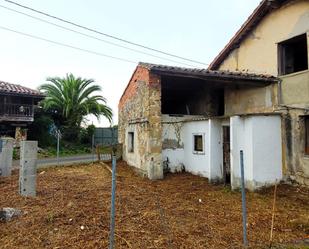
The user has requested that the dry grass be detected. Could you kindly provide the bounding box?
[0,161,308,249]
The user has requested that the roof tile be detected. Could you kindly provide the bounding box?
[0,80,44,97]
[139,62,277,82]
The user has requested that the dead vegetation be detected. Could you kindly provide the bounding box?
[0,161,308,249]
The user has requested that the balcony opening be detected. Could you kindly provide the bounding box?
[161,75,225,116]
[278,34,308,75]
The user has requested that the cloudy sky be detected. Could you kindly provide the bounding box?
[0,0,261,126]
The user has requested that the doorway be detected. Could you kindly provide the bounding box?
[222,126,231,184]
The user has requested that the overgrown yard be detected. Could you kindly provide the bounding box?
[0,162,308,249]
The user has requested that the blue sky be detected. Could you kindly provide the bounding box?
[0,0,261,126]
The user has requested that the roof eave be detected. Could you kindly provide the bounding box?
[0,91,45,99]
[208,0,291,70]
[150,68,278,84]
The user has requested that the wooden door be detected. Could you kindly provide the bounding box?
[222,126,231,184]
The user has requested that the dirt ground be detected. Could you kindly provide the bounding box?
[0,161,308,249]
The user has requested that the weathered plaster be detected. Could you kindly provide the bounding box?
[217,0,309,186]
[225,85,276,115]
[219,0,309,75]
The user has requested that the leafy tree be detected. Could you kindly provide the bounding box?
[40,73,112,140]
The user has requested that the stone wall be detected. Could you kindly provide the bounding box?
[282,109,309,186]
[118,66,163,179]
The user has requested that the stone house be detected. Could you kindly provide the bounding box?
[118,0,309,189]
[119,63,282,190]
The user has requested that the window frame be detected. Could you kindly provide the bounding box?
[278,33,308,76]
[127,132,134,153]
[192,133,205,155]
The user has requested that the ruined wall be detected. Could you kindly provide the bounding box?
[118,67,149,172]
[162,115,221,180]
[118,66,163,179]
[219,0,309,75]
[218,0,309,185]
[281,70,309,106]
[224,84,277,115]
[282,110,309,186]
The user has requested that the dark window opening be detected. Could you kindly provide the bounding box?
[193,134,204,153]
[305,117,309,155]
[128,132,134,153]
[161,75,225,116]
[278,34,308,75]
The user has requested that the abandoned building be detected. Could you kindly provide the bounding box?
[118,0,309,189]
[118,63,282,190]
[209,0,309,186]
[0,80,44,138]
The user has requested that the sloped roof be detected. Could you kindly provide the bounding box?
[139,62,278,82]
[209,0,292,70]
[0,80,44,97]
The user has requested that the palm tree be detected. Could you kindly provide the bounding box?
[40,73,112,139]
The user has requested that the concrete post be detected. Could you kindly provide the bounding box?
[19,141,38,197]
[147,155,163,180]
[0,138,14,177]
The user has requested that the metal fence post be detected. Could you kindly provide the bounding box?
[240,150,248,247]
[56,131,60,166]
[92,134,95,163]
[109,152,117,249]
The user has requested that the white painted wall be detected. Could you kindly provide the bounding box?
[183,121,210,177]
[162,115,205,172]
[209,119,223,181]
[162,116,185,172]
[230,115,282,190]
[251,116,282,184]
[162,115,224,180]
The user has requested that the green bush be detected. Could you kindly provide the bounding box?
[28,112,55,147]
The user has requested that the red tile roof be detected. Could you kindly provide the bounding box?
[0,80,44,97]
[139,62,278,82]
[209,0,291,70]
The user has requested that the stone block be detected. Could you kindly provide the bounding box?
[0,138,14,177]
[19,141,38,197]
[147,156,163,180]
[19,174,36,197]
[20,141,38,161]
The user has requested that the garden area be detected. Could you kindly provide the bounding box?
[1,161,308,249]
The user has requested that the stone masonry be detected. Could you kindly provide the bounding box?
[119,65,163,179]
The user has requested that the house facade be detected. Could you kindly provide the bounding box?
[118,0,309,189]
[0,80,44,138]
[209,0,309,186]
[119,63,283,190]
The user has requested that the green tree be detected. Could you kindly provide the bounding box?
[40,73,112,140]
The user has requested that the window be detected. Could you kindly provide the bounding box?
[193,133,204,154]
[128,132,134,153]
[278,34,308,75]
[305,117,309,155]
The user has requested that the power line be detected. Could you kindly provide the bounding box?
[0,25,137,64]
[0,4,196,67]
[3,0,209,66]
